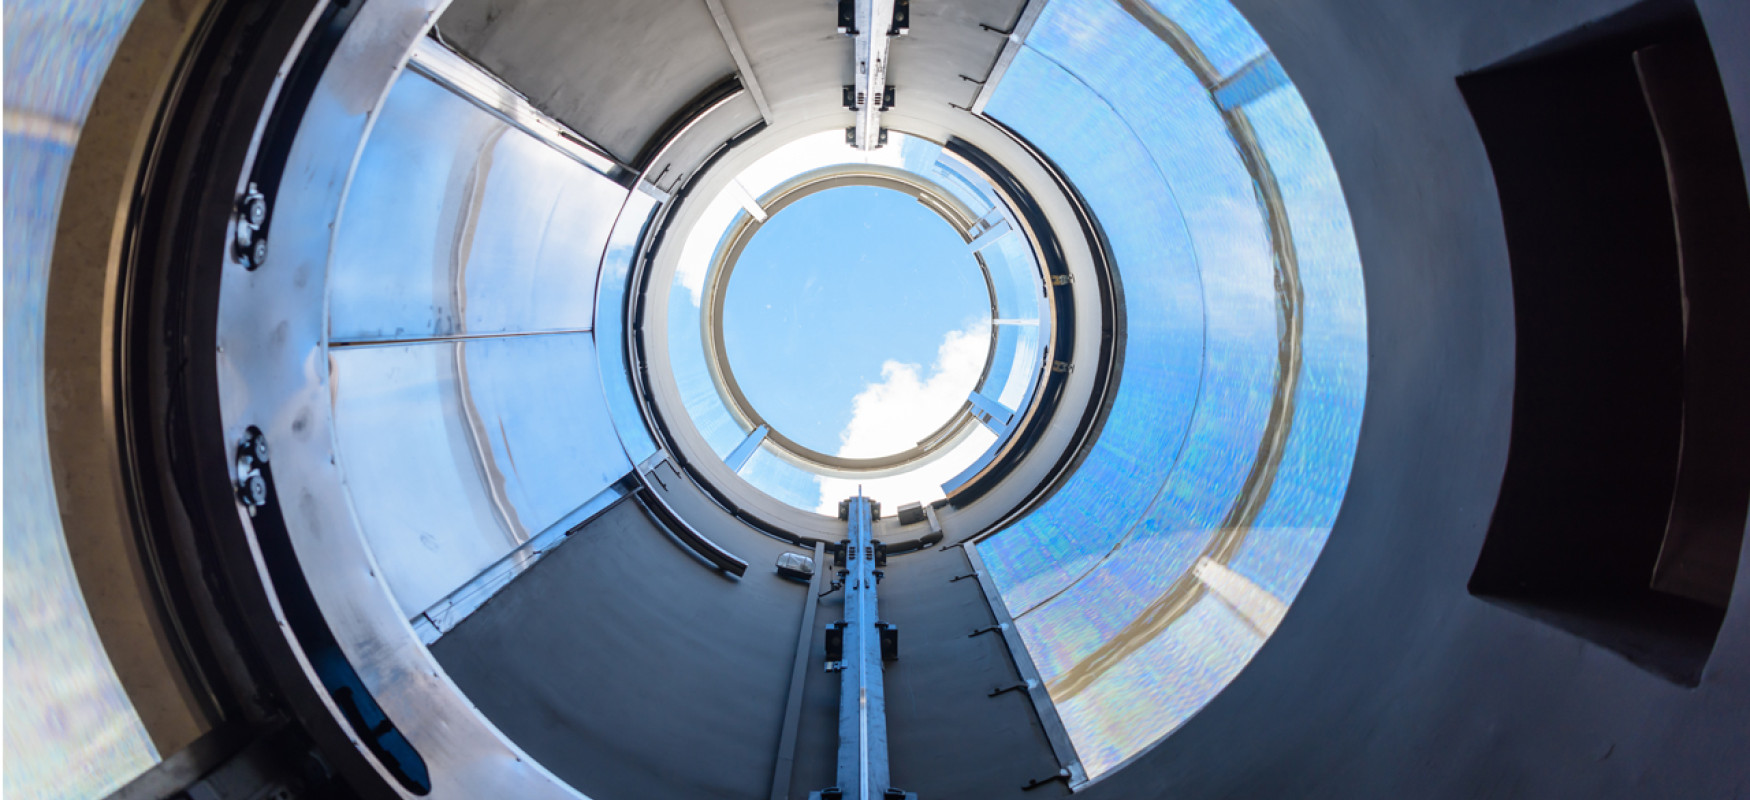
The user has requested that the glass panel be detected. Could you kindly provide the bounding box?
[980,323,1021,401]
[739,444,827,511]
[995,323,1043,411]
[1144,0,1269,78]
[1228,86,1367,599]
[597,192,662,463]
[329,70,625,343]
[981,46,1205,614]
[668,280,752,458]
[1047,593,1260,775]
[6,132,160,798]
[5,3,162,795]
[982,232,1043,324]
[930,153,998,215]
[332,333,629,617]
[977,0,1366,779]
[818,425,1000,514]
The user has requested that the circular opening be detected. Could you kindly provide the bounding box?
[720,185,992,459]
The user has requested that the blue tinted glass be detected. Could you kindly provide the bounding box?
[739,444,827,510]
[981,47,1205,615]
[976,0,1366,779]
[1227,86,1367,600]
[1145,0,1269,78]
[596,192,662,463]
[669,279,749,458]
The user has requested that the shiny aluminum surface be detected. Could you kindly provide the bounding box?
[212,0,597,795]
[329,68,626,345]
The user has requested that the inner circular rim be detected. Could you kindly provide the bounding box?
[702,167,1000,472]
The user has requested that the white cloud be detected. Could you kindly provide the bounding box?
[814,322,996,514]
[838,322,988,457]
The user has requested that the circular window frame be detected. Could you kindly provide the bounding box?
[699,165,1016,472]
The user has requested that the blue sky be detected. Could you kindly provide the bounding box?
[721,185,990,455]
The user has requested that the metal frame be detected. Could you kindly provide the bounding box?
[195,0,602,795]
[696,165,1009,473]
[406,36,631,182]
[963,542,1087,789]
[849,0,900,149]
[622,116,1121,545]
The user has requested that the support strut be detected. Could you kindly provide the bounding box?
[812,494,916,800]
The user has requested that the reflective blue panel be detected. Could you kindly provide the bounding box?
[994,323,1043,411]
[330,70,625,343]
[739,444,827,511]
[1144,0,1269,78]
[463,333,632,530]
[5,128,160,800]
[980,46,1205,615]
[597,192,662,463]
[1049,594,1260,776]
[669,282,750,458]
[332,333,629,617]
[983,232,1043,324]
[5,2,162,795]
[978,0,1366,779]
[1228,86,1367,600]
[3,0,141,122]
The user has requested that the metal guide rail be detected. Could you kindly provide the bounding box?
[812,495,917,800]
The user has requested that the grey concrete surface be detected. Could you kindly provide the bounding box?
[434,479,1061,800]
[437,0,739,165]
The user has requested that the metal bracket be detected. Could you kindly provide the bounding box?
[968,622,1009,638]
[235,427,271,514]
[1023,769,1073,791]
[234,183,269,269]
[989,680,1033,698]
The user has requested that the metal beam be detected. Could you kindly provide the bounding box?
[967,390,1016,435]
[851,0,898,149]
[968,218,1014,252]
[963,542,1087,788]
[970,0,1049,113]
[813,495,914,799]
[411,479,636,644]
[408,37,631,180]
[703,0,774,123]
[726,424,770,473]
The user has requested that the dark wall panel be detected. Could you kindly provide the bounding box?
[432,499,801,800]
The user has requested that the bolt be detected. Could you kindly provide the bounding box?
[249,237,268,268]
[251,435,270,465]
[243,474,268,506]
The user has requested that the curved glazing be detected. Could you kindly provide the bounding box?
[971,0,1367,779]
[3,2,161,797]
